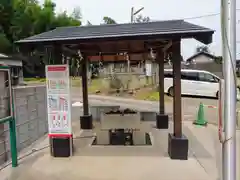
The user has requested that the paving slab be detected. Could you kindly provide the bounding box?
[1,107,239,180]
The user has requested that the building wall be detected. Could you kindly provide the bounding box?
[164,55,223,79]
[185,61,223,78]
[0,85,47,165]
[193,55,214,63]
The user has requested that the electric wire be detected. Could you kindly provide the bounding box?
[180,8,240,20]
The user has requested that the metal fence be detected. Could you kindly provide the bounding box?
[0,85,48,166]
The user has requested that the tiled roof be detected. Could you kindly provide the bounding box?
[186,51,217,62]
[16,20,214,44]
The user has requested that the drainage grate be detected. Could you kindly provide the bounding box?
[92,132,152,146]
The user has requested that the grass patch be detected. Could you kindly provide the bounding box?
[134,88,169,101]
[88,79,105,93]
[71,78,81,87]
[71,78,105,93]
[134,89,159,101]
[24,78,46,83]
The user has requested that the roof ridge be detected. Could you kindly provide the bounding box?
[182,21,212,31]
[55,19,185,29]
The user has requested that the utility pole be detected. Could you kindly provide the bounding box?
[130,7,144,23]
[131,7,134,23]
[221,0,237,180]
[128,7,145,73]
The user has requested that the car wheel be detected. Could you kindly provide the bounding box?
[216,91,219,99]
[168,87,174,97]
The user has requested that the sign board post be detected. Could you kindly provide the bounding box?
[0,66,18,167]
[46,65,73,157]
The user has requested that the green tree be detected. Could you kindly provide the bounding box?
[0,0,84,76]
[0,0,14,42]
[102,16,117,24]
[11,0,41,41]
[135,14,150,23]
[71,7,81,20]
[196,45,210,53]
[0,0,82,54]
[0,0,82,76]
[0,32,11,53]
[35,0,56,33]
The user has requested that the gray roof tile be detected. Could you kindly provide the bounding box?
[16,20,214,44]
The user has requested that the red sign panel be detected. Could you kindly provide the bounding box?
[47,66,66,72]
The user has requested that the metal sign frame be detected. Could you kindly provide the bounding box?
[0,66,13,123]
[0,65,18,167]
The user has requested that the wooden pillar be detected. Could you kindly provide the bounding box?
[53,44,62,64]
[157,50,165,114]
[156,49,169,129]
[172,41,182,137]
[80,54,93,129]
[81,56,89,116]
[168,40,188,160]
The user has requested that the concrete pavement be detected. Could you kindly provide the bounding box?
[72,94,219,124]
[1,106,239,180]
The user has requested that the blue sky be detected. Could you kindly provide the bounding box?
[40,0,240,60]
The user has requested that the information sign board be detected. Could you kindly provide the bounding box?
[46,65,72,135]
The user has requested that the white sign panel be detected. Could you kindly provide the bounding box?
[145,60,152,77]
[46,65,72,135]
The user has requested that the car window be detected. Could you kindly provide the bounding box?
[182,72,198,81]
[198,72,217,82]
[164,71,173,78]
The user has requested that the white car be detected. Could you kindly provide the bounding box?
[164,69,227,98]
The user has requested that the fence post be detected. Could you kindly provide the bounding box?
[9,117,17,167]
[9,87,17,167]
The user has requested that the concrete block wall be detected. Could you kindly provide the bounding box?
[2,85,48,163]
[0,74,10,165]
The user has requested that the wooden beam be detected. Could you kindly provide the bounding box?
[65,40,168,55]
[172,40,182,137]
[162,40,172,52]
[79,50,153,56]
[157,49,165,114]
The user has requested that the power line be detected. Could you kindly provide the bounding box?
[153,9,240,44]
[177,9,240,44]
[152,9,240,22]
[180,8,240,20]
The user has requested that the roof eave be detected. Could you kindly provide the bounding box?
[15,29,214,45]
[194,31,214,44]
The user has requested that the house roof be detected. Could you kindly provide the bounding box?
[16,20,214,45]
[0,53,8,58]
[0,53,23,66]
[186,51,217,62]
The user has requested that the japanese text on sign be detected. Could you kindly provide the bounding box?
[46,65,72,135]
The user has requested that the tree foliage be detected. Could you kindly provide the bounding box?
[0,0,82,54]
[195,45,210,53]
[86,20,92,26]
[135,14,150,23]
[102,16,117,24]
